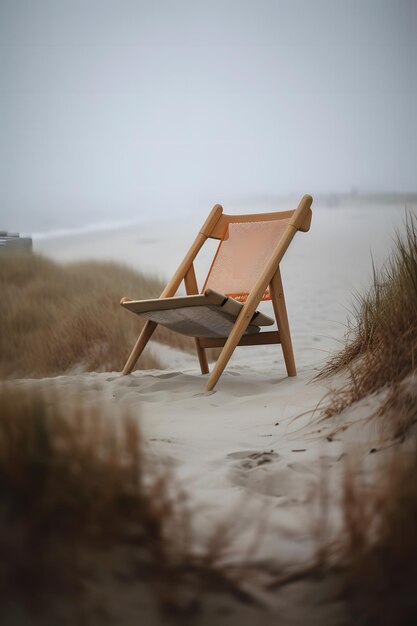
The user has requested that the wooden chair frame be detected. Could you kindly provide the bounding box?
[122,194,313,391]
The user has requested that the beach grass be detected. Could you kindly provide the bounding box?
[320,212,417,437]
[0,386,182,614]
[316,212,417,623]
[0,252,194,379]
[0,386,247,622]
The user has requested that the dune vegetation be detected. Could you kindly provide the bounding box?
[0,386,245,623]
[0,252,194,379]
[320,212,417,437]
[320,213,417,625]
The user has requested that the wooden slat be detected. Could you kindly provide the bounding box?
[199,330,280,349]
[199,203,223,237]
[184,264,209,374]
[289,195,313,232]
[270,267,296,376]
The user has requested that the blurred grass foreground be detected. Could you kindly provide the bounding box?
[0,253,193,379]
[0,387,230,623]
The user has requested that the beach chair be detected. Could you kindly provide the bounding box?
[120,194,313,391]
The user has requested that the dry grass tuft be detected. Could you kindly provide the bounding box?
[0,386,248,621]
[315,212,417,622]
[0,386,182,609]
[0,252,194,379]
[319,213,417,435]
[339,438,417,626]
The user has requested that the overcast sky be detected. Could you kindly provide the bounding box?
[0,0,416,232]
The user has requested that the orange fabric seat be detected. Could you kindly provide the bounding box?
[203,219,291,302]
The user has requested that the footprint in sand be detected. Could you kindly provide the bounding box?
[227,450,279,469]
[227,450,317,502]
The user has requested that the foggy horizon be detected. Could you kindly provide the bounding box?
[1,0,416,233]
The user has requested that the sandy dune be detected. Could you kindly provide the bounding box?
[11,347,390,623]
[12,197,412,620]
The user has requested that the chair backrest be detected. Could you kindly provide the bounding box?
[201,199,312,302]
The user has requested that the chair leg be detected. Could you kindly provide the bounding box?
[206,316,251,391]
[269,268,296,376]
[122,320,158,375]
[183,264,209,375]
[195,338,209,374]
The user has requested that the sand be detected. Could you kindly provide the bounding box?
[10,196,413,622]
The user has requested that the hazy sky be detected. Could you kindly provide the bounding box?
[0,0,416,232]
